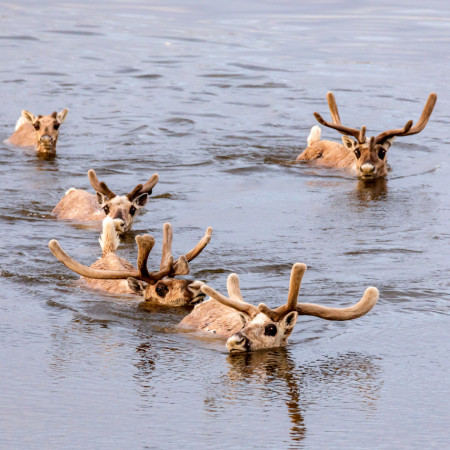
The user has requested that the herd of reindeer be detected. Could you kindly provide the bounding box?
[6,91,437,353]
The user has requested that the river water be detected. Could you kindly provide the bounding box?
[0,0,449,448]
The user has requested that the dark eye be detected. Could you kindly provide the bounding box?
[155,283,168,297]
[33,122,40,130]
[378,148,386,160]
[264,324,277,336]
[53,122,60,130]
[103,205,110,214]
[129,206,136,216]
[354,149,361,159]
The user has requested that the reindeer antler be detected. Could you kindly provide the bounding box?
[127,174,159,201]
[160,223,213,276]
[201,274,259,317]
[257,263,307,321]
[313,92,367,144]
[375,93,437,144]
[49,223,212,285]
[88,169,116,199]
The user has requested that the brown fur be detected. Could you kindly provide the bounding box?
[52,189,104,221]
[178,299,243,336]
[82,253,136,295]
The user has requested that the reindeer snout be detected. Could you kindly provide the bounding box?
[360,163,375,175]
[40,134,53,144]
[226,333,250,353]
[187,280,206,304]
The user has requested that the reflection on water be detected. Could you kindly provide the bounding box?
[354,177,389,204]
[226,349,381,443]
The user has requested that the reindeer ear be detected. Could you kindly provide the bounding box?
[238,313,250,329]
[57,108,69,124]
[280,311,298,337]
[22,110,36,124]
[96,192,107,205]
[127,277,145,294]
[342,136,357,150]
[134,193,148,207]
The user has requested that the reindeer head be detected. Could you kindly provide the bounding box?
[21,109,68,153]
[88,169,159,234]
[314,92,437,179]
[49,223,212,307]
[201,264,379,353]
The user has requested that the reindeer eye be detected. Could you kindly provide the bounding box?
[155,283,168,297]
[354,149,361,159]
[103,205,110,214]
[129,206,136,216]
[53,122,60,130]
[378,148,386,160]
[264,324,277,336]
[33,122,40,130]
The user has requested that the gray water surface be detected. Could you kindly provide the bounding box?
[0,0,449,448]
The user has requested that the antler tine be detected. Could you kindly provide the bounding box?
[327,91,341,124]
[375,93,437,144]
[48,239,139,279]
[359,125,367,143]
[296,287,378,320]
[135,235,155,280]
[227,273,244,301]
[403,92,437,136]
[87,169,116,199]
[313,112,363,142]
[139,173,159,195]
[184,227,213,262]
[160,223,173,270]
[201,274,259,317]
[257,263,307,321]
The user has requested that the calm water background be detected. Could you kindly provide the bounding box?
[0,0,449,448]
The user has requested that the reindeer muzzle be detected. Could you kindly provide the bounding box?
[226,333,251,353]
[187,280,206,304]
[360,162,376,177]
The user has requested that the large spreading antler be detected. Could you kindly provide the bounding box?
[49,223,212,284]
[314,92,367,144]
[374,93,437,144]
[201,273,260,317]
[88,169,159,201]
[202,263,378,322]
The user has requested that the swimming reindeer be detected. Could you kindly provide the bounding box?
[179,263,378,352]
[49,219,212,306]
[7,109,69,153]
[52,169,158,234]
[297,92,437,179]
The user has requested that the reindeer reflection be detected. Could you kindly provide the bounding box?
[225,349,381,444]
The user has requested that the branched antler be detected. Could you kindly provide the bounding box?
[313,92,367,144]
[201,274,260,317]
[200,263,378,322]
[375,93,437,144]
[49,223,212,285]
[127,174,159,201]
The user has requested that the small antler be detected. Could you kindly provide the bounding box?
[313,92,367,144]
[127,174,159,201]
[201,274,259,317]
[375,93,437,144]
[88,169,116,199]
